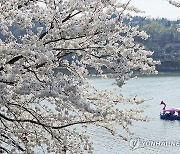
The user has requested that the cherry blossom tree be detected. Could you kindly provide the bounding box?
[0,0,158,153]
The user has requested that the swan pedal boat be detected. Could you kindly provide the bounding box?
[160,101,180,120]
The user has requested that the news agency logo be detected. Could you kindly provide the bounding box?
[129,138,141,149]
[129,138,180,150]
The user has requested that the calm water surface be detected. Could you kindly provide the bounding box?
[87,73,180,154]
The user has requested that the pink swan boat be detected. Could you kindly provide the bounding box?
[160,101,180,120]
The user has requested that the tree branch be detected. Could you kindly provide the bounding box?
[0,80,14,85]
[1,134,25,152]
[62,11,82,23]
[0,55,24,72]
[56,51,74,59]
[6,102,57,143]
[53,46,103,51]
[0,112,101,130]
[0,146,9,153]
[39,22,54,40]
[23,65,45,83]
[7,55,24,64]
[51,119,102,129]
[35,62,46,69]
[40,11,82,41]
[0,67,3,71]
[18,0,38,9]
[118,0,132,20]
[43,35,86,45]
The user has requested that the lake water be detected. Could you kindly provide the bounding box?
[87,73,180,154]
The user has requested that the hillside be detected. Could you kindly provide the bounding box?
[129,16,180,72]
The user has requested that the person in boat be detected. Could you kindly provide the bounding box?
[165,110,176,117]
[177,111,180,116]
[166,112,172,116]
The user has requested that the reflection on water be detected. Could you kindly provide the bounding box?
[88,73,180,154]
